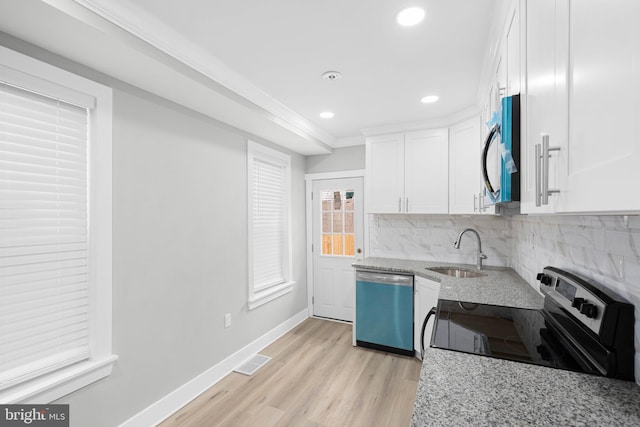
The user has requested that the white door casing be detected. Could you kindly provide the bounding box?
[310,177,364,322]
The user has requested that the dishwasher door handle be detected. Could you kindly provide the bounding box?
[356,271,413,286]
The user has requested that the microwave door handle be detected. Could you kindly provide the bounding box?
[481,124,500,197]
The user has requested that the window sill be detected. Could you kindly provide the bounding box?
[248,281,295,310]
[0,355,118,404]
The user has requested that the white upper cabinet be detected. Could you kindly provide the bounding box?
[366,129,449,214]
[521,0,640,214]
[365,133,405,213]
[560,0,640,213]
[405,130,449,214]
[505,6,521,96]
[449,117,482,214]
[521,0,569,214]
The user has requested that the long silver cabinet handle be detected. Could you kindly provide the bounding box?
[406,198,409,213]
[535,143,542,207]
[473,194,477,212]
[541,135,561,206]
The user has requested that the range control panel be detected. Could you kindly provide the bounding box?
[537,269,606,335]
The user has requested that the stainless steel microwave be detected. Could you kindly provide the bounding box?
[481,94,520,206]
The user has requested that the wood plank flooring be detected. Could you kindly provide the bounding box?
[159,318,422,427]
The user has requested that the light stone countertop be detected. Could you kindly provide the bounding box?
[412,347,640,426]
[351,257,640,426]
[352,257,544,309]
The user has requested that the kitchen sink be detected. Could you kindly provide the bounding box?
[426,267,486,278]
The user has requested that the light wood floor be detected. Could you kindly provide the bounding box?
[160,317,422,427]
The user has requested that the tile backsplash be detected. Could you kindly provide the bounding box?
[368,213,640,383]
[368,214,512,266]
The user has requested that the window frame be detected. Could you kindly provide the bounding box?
[0,45,116,403]
[247,141,294,310]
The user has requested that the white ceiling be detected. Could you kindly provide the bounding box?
[83,0,496,142]
[0,0,499,153]
[123,0,496,139]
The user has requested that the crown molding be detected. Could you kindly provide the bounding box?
[72,0,335,147]
[360,105,482,137]
[332,136,366,148]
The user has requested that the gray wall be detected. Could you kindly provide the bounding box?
[305,145,365,174]
[1,36,308,426]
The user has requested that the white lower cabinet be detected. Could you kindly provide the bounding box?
[414,276,440,357]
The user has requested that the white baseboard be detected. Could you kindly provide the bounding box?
[119,309,309,427]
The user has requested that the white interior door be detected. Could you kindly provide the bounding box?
[312,177,363,321]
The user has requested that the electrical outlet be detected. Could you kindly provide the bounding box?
[224,313,231,328]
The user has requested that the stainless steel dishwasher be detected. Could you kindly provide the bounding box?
[355,270,414,356]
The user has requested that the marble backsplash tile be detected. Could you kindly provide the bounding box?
[509,215,640,303]
[368,214,512,267]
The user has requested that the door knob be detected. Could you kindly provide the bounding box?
[357,248,362,254]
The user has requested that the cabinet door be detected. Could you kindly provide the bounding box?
[449,117,481,214]
[506,6,521,96]
[365,134,404,213]
[560,0,640,213]
[520,0,568,214]
[414,276,440,355]
[404,129,449,213]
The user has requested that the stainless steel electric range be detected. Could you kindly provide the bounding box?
[427,267,636,381]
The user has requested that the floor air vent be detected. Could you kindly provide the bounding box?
[233,354,271,376]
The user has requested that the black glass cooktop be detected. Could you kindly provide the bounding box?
[430,299,585,373]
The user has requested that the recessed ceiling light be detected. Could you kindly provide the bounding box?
[420,95,439,104]
[396,7,426,27]
[320,111,335,119]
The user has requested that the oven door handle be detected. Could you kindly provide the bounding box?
[420,307,438,359]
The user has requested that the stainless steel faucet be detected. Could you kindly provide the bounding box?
[454,228,488,270]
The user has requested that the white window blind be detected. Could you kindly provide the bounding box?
[0,81,91,390]
[251,156,286,290]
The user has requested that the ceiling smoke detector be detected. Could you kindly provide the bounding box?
[322,71,342,81]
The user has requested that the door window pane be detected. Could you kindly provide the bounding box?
[322,234,332,254]
[332,213,343,233]
[319,189,355,256]
[344,212,354,233]
[322,213,332,232]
